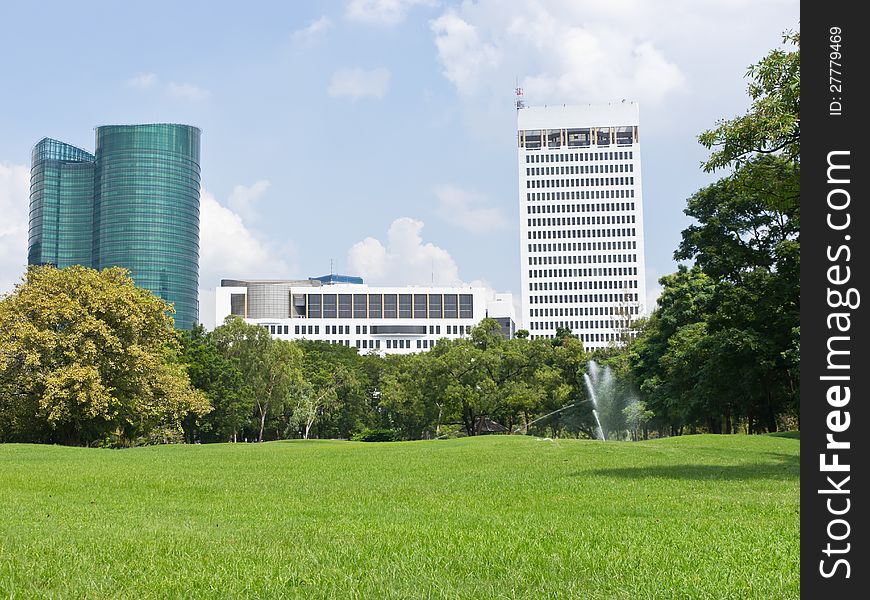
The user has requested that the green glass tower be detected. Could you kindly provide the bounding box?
[28,124,201,329]
[28,139,96,269]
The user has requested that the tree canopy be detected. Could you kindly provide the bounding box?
[0,266,210,445]
[699,31,799,171]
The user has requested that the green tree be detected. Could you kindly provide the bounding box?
[292,341,372,440]
[378,352,445,439]
[699,31,799,171]
[178,325,251,442]
[0,265,210,445]
[210,316,302,442]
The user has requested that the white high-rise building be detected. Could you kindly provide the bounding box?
[517,103,647,350]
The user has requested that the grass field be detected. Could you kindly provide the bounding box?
[0,434,799,599]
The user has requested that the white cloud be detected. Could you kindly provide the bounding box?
[347,217,463,286]
[346,0,436,26]
[292,16,333,45]
[198,188,295,328]
[433,184,508,233]
[166,81,211,102]
[0,163,29,296]
[226,180,271,223]
[328,67,391,99]
[128,72,158,88]
[430,1,686,106]
[199,188,292,289]
[430,11,500,95]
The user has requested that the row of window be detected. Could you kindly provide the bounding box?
[529,330,639,344]
[526,163,634,176]
[263,323,473,336]
[520,130,637,152]
[528,215,636,228]
[529,254,637,277]
[529,240,638,253]
[532,307,639,319]
[527,202,637,214]
[528,227,637,240]
[526,190,636,201]
[529,292,637,308]
[533,319,632,329]
[526,151,635,163]
[385,338,462,350]
[529,280,641,298]
[302,293,474,320]
[530,300,635,314]
[529,270,640,286]
[527,177,635,189]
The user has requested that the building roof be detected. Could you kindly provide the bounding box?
[311,274,364,285]
[517,102,639,129]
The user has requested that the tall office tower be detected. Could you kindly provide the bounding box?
[517,103,647,350]
[28,124,201,329]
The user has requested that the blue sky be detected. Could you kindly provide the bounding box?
[0,0,799,327]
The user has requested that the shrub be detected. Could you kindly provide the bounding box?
[351,428,401,442]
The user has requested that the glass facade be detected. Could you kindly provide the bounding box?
[28,139,96,268]
[95,125,201,329]
[27,125,201,329]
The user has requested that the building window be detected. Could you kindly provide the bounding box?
[323,294,337,318]
[399,294,412,319]
[353,294,367,319]
[384,294,398,319]
[444,294,458,319]
[307,294,322,318]
[368,294,382,319]
[459,294,473,319]
[230,293,246,316]
[414,294,427,319]
[338,294,352,319]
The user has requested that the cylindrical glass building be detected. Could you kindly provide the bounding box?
[94,124,201,328]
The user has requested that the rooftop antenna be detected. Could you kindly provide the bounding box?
[515,78,525,110]
[330,258,334,276]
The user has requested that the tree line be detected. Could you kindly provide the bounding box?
[0,266,611,446]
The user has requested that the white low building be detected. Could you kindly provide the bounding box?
[215,275,516,354]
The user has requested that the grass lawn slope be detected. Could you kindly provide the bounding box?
[0,434,798,599]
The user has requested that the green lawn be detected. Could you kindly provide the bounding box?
[0,434,799,599]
